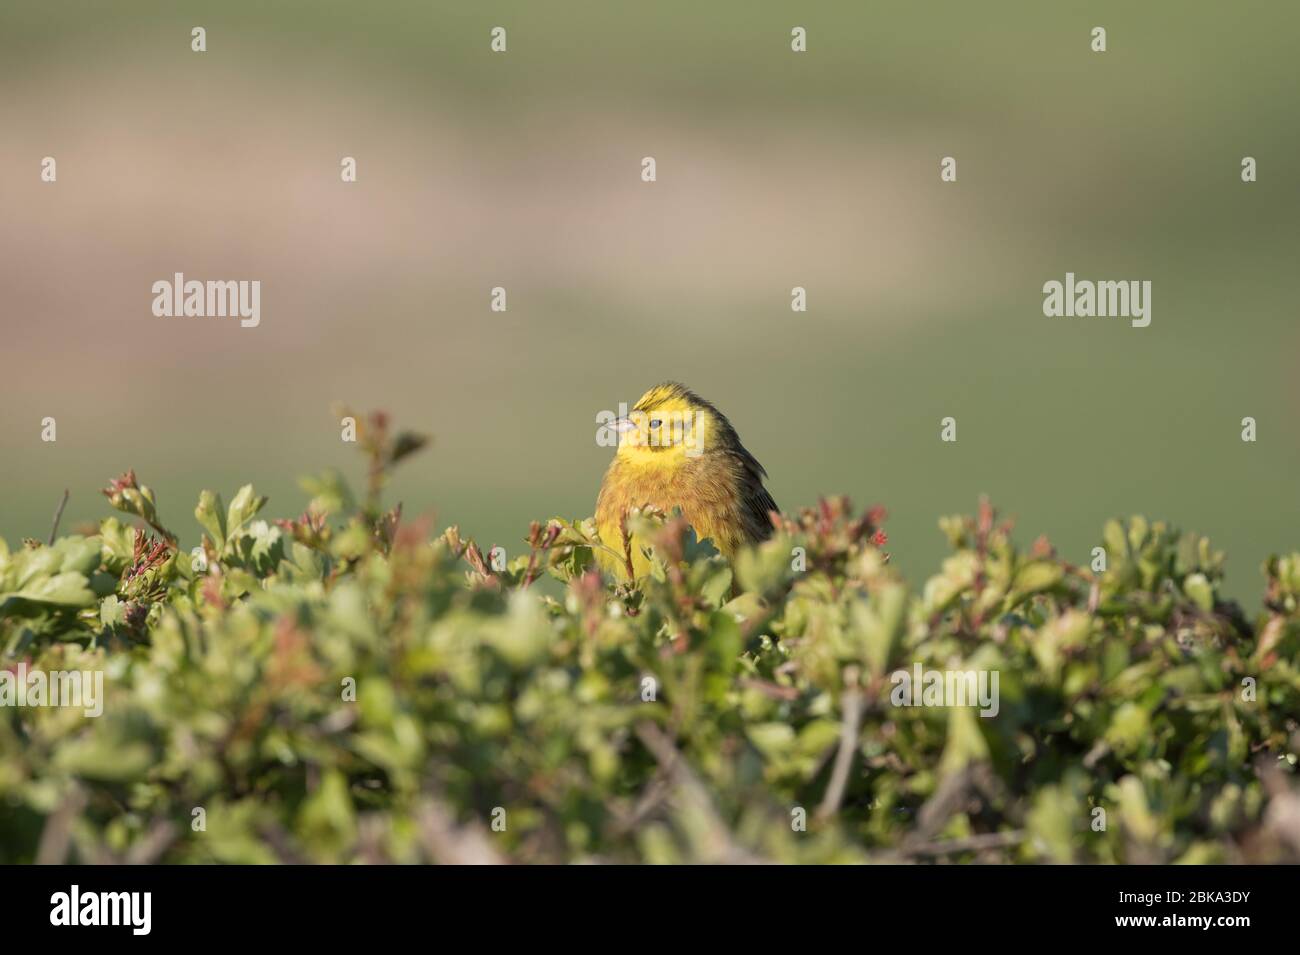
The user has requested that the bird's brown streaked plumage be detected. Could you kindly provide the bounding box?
[595,382,778,578]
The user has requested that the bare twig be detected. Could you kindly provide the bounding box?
[635,722,770,864]
[35,786,86,864]
[621,515,636,581]
[1083,739,1110,769]
[816,686,864,822]
[612,771,673,836]
[256,821,312,865]
[48,489,70,545]
[902,830,1025,858]
[909,766,974,845]
[1259,757,1300,857]
[124,820,178,864]
[356,815,391,865]
[416,797,507,865]
[738,678,800,702]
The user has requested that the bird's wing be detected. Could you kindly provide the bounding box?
[732,447,779,543]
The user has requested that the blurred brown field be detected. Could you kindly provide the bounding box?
[2,1,1299,605]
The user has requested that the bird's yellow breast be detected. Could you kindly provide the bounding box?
[595,453,747,578]
[594,382,776,581]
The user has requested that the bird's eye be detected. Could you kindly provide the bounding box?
[649,418,662,428]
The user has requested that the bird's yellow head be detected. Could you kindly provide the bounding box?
[595,382,777,574]
[606,382,722,466]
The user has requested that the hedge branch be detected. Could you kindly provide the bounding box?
[816,685,864,823]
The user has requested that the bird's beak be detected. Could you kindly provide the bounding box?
[610,416,639,434]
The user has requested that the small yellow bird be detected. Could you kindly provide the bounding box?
[595,382,778,579]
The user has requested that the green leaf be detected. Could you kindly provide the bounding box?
[852,581,906,678]
[226,484,268,537]
[195,490,227,548]
[0,572,96,611]
[1183,573,1214,612]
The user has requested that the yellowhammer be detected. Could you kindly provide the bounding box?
[595,382,778,579]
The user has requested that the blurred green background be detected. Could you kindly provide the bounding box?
[2,1,1298,605]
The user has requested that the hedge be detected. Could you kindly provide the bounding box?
[2,413,1298,864]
